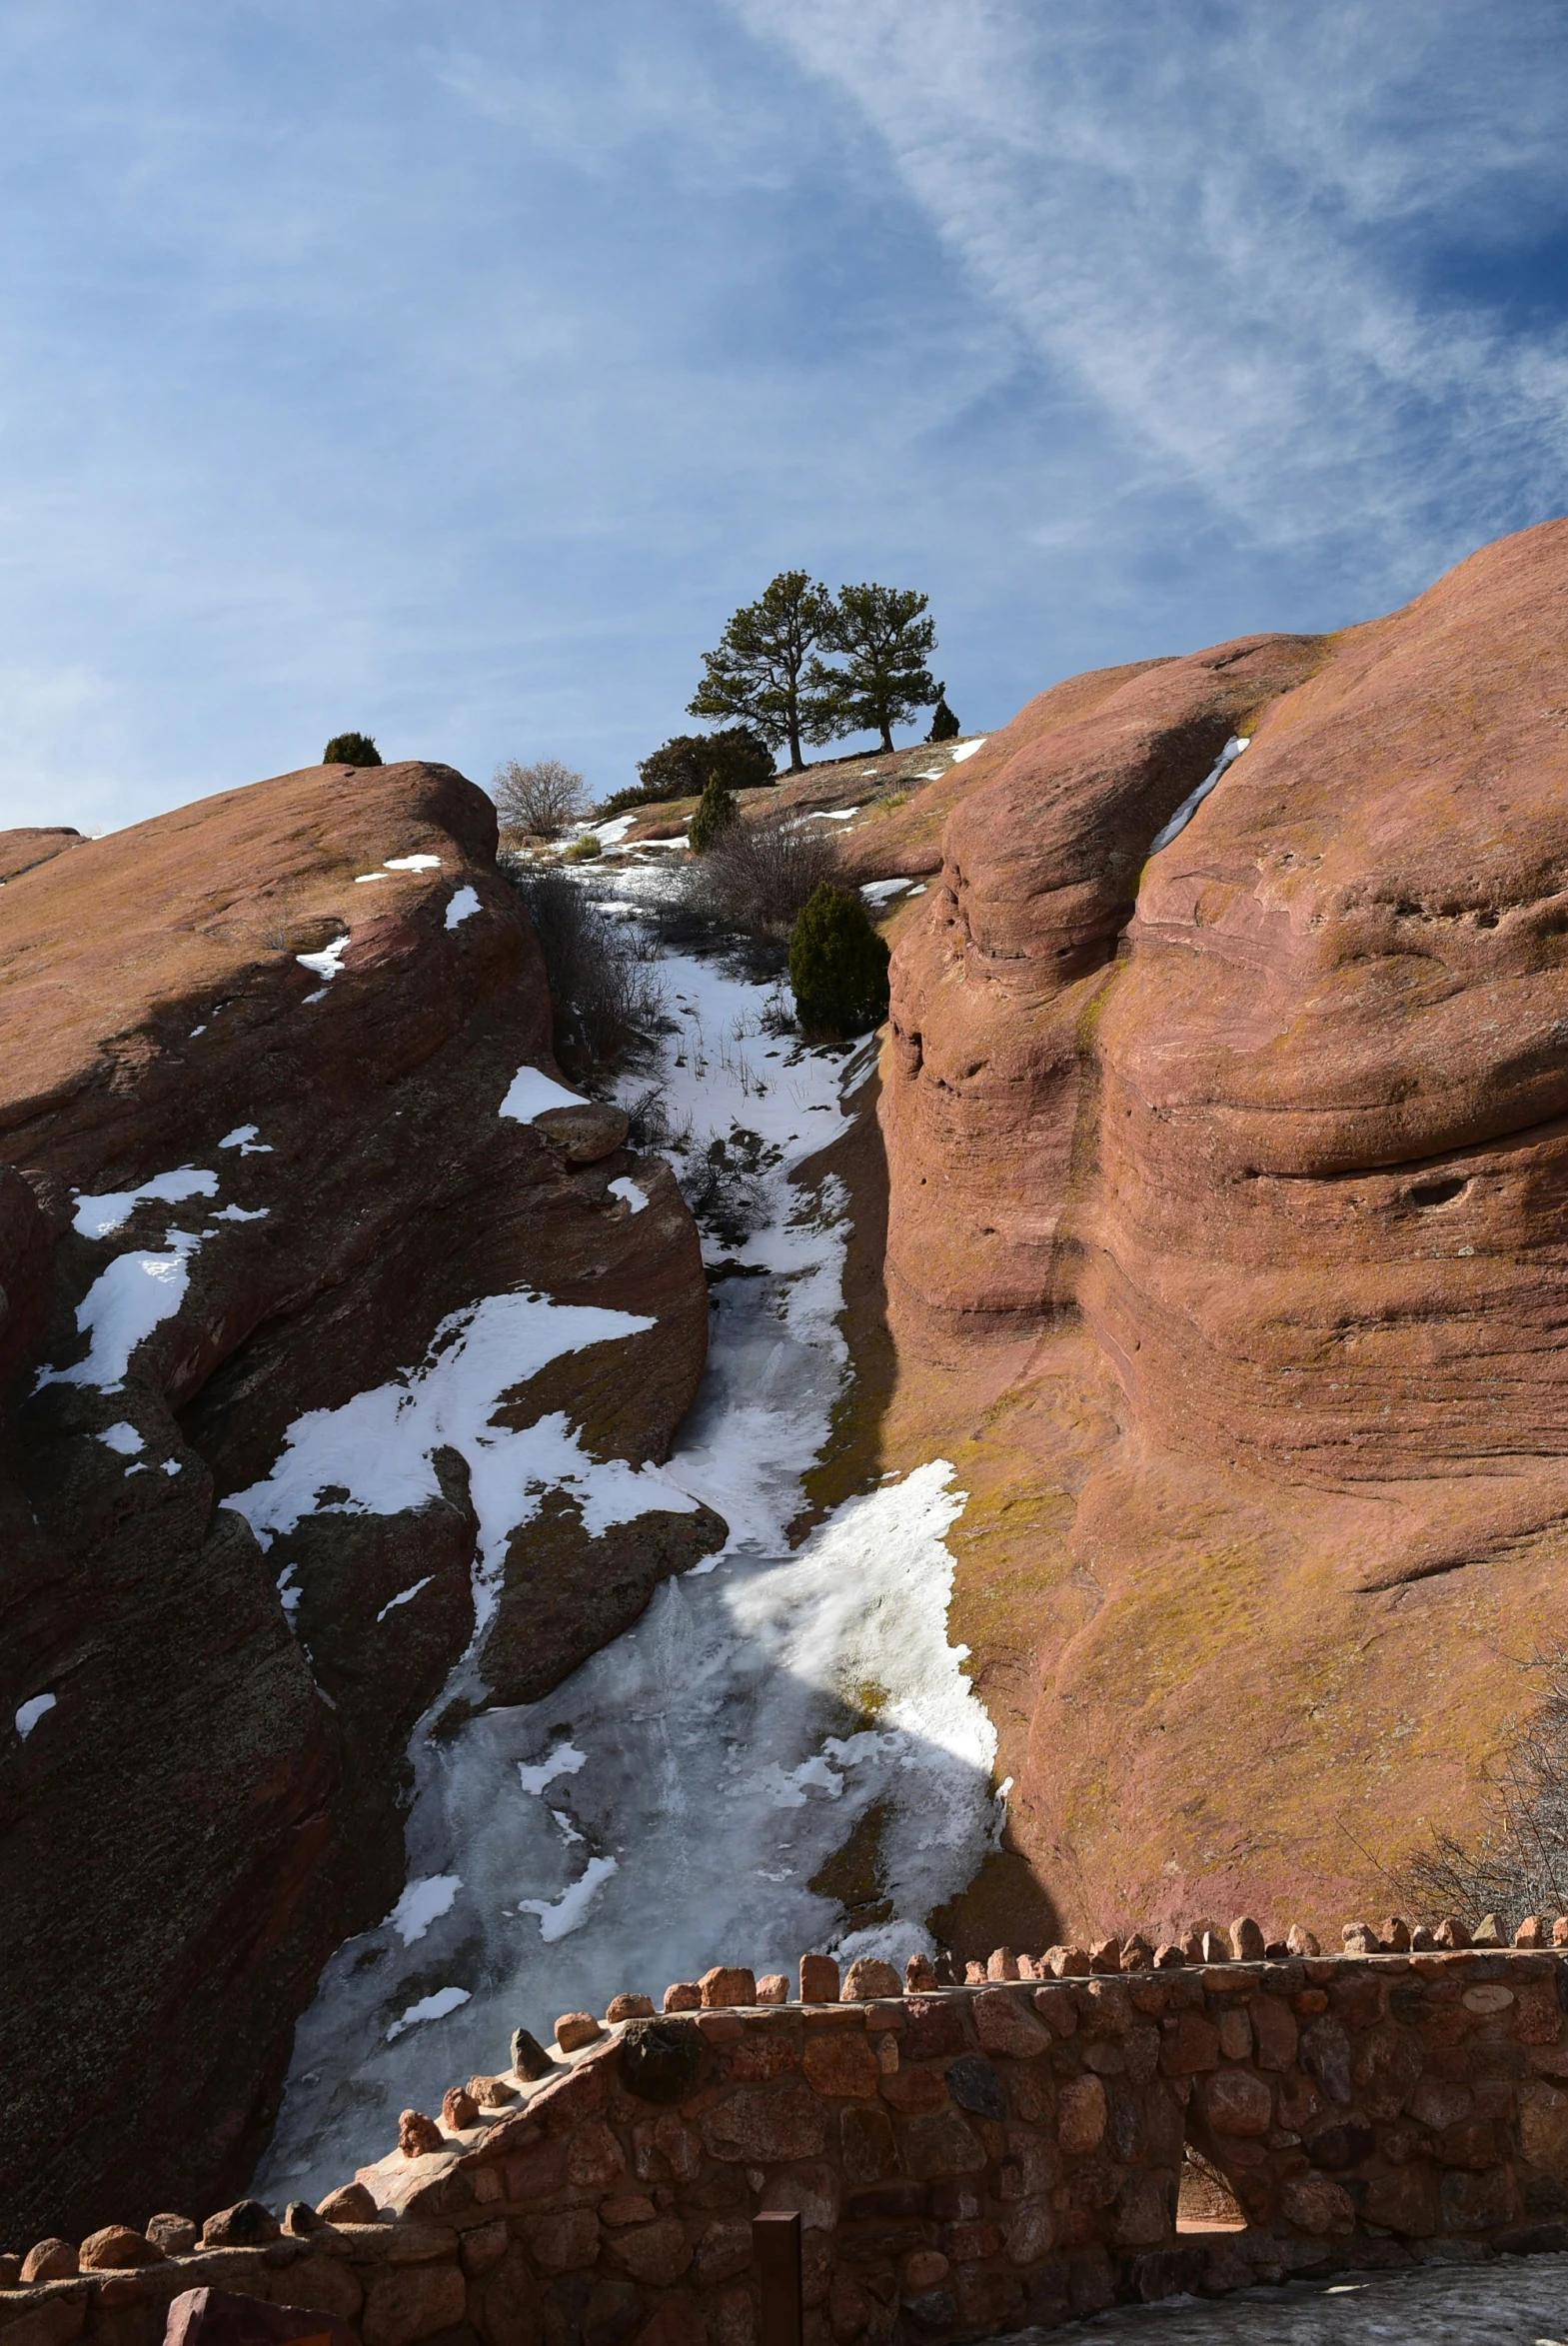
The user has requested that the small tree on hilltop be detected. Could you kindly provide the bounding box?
[788,883,890,1039]
[634,728,775,805]
[689,572,837,773]
[927,683,959,743]
[324,731,382,767]
[821,584,938,754]
[688,771,739,854]
[494,757,588,839]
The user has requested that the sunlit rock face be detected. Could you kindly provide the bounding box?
[0,760,713,2243]
[879,519,1568,1937]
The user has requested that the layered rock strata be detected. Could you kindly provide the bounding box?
[5,1949,1567,2346]
[0,763,716,2244]
[877,518,1568,1933]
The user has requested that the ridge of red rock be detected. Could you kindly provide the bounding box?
[876,518,1568,1947]
[0,762,717,2245]
[0,826,83,886]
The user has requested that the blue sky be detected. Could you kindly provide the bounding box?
[1,0,1565,833]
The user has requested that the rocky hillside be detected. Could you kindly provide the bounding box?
[0,760,718,2243]
[871,517,1568,1944]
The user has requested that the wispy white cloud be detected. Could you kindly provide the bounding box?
[0,1,1563,833]
[728,0,1568,569]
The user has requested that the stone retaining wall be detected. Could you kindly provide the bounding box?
[7,1948,1568,2346]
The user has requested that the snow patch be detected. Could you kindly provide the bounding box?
[445,886,481,930]
[517,1854,618,1943]
[388,1874,463,1945]
[384,854,442,873]
[500,1064,584,1122]
[297,936,349,983]
[386,1985,470,2042]
[354,872,391,884]
[377,1575,434,1622]
[213,1204,269,1222]
[15,1693,56,1740]
[221,1126,273,1155]
[36,1231,203,1393]
[98,1422,144,1455]
[518,1740,589,1795]
[73,1168,216,1238]
[591,815,637,847]
[608,1177,649,1214]
[860,877,913,905]
[224,1288,692,1632]
[1147,736,1250,854]
[949,738,987,764]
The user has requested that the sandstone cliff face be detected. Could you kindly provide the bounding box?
[878,519,1568,1943]
[0,762,716,2243]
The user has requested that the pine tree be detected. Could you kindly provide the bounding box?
[787,884,891,1039]
[927,685,959,743]
[820,585,938,753]
[689,573,837,772]
[689,771,739,854]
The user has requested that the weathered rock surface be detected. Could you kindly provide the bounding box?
[0,762,717,2243]
[0,826,82,885]
[877,518,1568,1940]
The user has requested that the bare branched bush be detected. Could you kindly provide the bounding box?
[1401,1645,1568,1931]
[494,758,588,839]
[681,1128,772,1249]
[499,859,664,1084]
[686,807,841,943]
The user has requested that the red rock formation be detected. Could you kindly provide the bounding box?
[878,519,1568,1941]
[0,826,82,885]
[0,762,716,2243]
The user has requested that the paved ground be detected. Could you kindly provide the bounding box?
[1010,2253,1568,2342]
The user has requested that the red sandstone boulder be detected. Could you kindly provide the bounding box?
[166,2289,361,2346]
[201,2202,279,2248]
[700,1966,756,2008]
[555,2012,603,2053]
[397,2112,444,2159]
[798,1955,838,2004]
[20,2240,77,2282]
[79,2224,165,2269]
[0,825,81,884]
[879,516,1568,1942]
[0,759,717,2245]
[841,1957,901,2001]
[315,2183,379,2224]
[146,2215,200,2254]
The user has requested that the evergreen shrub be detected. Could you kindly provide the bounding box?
[787,883,890,1038]
[689,773,739,854]
[324,732,382,767]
